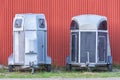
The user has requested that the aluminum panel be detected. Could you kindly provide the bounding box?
[98,32,107,63]
[25,31,38,54]
[13,31,25,65]
[37,31,45,64]
[80,32,96,63]
[71,32,79,62]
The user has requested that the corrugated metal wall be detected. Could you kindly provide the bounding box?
[0,0,120,66]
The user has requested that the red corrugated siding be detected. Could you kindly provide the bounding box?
[0,0,120,66]
[107,0,120,64]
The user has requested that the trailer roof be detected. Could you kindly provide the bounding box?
[72,14,107,30]
[13,13,47,31]
[15,13,45,17]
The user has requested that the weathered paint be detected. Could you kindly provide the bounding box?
[0,0,120,66]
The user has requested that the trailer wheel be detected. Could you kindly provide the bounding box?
[46,64,52,72]
[8,65,13,72]
[107,64,112,72]
[66,64,71,71]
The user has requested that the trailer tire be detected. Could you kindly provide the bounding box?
[108,64,112,72]
[66,64,71,71]
[47,64,52,72]
[8,65,13,72]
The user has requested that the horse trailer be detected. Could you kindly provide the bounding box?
[66,14,112,71]
[8,13,52,72]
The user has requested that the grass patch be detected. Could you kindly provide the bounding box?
[0,65,120,78]
[113,64,120,69]
[0,70,120,78]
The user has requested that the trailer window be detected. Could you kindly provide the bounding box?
[70,21,79,30]
[14,19,22,28]
[38,19,45,28]
[98,21,107,30]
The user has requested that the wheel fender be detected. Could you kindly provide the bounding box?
[107,56,112,64]
[46,56,52,64]
[66,56,70,64]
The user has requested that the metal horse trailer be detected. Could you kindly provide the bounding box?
[8,13,52,72]
[66,14,112,71]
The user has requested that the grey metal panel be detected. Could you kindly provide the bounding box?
[43,31,47,62]
[107,34,111,56]
[71,32,79,62]
[37,31,45,64]
[80,32,96,63]
[25,31,38,54]
[25,54,37,66]
[24,15,37,30]
[98,32,107,63]
[13,31,25,65]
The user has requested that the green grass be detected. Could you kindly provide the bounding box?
[0,66,120,78]
[113,64,120,69]
[0,70,120,78]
